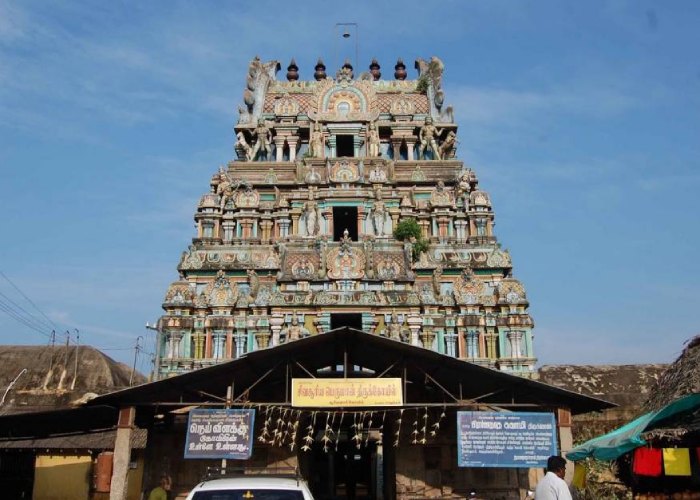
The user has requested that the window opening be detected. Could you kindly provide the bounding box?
[333,207,358,241]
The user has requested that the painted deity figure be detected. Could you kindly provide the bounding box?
[282,314,309,342]
[432,265,443,299]
[386,311,406,342]
[439,130,457,159]
[250,118,272,161]
[246,269,259,302]
[308,122,326,158]
[368,162,386,182]
[456,169,472,209]
[372,188,388,236]
[366,121,381,157]
[236,131,253,160]
[303,199,319,237]
[215,167,236,210]
[418,116,445,160]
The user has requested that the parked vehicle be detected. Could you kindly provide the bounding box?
[185,475,315,500]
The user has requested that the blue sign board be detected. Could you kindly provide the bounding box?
[185,409,255,460]
[457,411,557,468]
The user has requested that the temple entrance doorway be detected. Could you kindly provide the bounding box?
[305,438,378,500]
[333,207,358,241]
[336,135,354,157]
[330,314,362,331]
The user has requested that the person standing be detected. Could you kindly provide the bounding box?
[535,456,572,500]
[148,474,172,500]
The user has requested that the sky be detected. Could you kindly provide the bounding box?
[1,0,699,374]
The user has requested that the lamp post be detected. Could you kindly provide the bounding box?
[130,335,143,386]
[146,322,161,381]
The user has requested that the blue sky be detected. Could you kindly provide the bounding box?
[1,0,699,373]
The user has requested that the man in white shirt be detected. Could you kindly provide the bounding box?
[535,455,572,500]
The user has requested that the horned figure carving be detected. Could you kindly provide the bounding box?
[415,56,454,123]
[238,57,281,124]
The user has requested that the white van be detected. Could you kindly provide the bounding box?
[185,475,315,500]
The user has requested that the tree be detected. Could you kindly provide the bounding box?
[394,218,429,262]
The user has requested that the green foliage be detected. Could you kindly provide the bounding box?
[412,238,429,257]
[394,218,429,262]
[393,218,422,241]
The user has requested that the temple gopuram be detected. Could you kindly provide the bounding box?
[156,56,536,380]
[0,56,615,500]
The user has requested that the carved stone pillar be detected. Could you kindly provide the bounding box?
[327,135,337,158]
[274,136,286,162]
[233,330,245,358]
[406,314,422,347]
[444,330,457,357]
[420,328,435,350]
[269,315,284,347]
[478,329,486,358]
[291,214,300,236]
[274,218,290,239]
[324,209,334,240]
[240,219,253,240]
[454,220,467,241]
[287,136,299,162]
[418,220,431,239]
[226,331,234,358]
[391,139,402,160]
[485,331,497,359]
[353,135,363,158]
[192,332,204,359]
[256,330,270,349]
[406,140,416,161]
[204,330,212,358]
[456,327,466,358]
[222,221,236,243]
[260,220,273,242]
[437,216,450,239]
[357,206,367,238]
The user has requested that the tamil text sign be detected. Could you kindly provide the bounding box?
[292,378,403,407]
[185,409,255,460]
[457,411,557,468]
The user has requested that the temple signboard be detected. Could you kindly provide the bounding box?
[184,409,255,459]
[457,411,557,468]
[292,378,403,407]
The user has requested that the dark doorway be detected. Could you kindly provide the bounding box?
[336,135,354,157]
[0,450,34,499]
[305,438,376,500]
[331,313,363,331]
[333,207,358,241]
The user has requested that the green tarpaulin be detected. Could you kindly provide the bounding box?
[567,393,700,462]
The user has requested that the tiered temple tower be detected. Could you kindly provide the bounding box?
[156,56,536,379]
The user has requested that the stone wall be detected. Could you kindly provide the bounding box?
[538,364,668,442]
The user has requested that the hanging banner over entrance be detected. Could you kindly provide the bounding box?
[292,378,403,407]
[457,411,557,468]
[184,409,255,459]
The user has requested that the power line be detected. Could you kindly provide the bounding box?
[0,300,52,338]
[0,291,54,332]
[0,271,58,330]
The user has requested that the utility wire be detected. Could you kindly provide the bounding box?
[0,300,52,338]
[0,271,58,330]
[0,291,54,332]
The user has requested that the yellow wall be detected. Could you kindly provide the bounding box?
[126,455,145,500]
[34,454,91,500]
[34,453,143,500]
